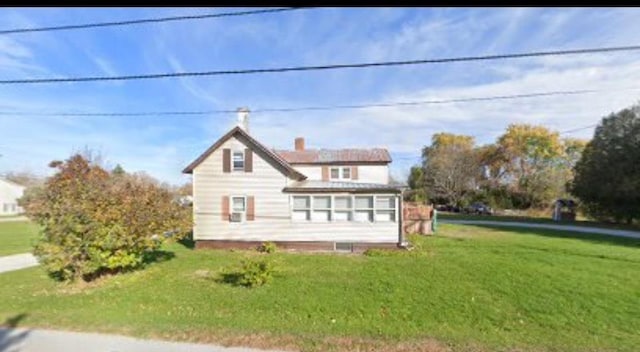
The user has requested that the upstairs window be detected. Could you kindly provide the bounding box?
[330,167,352,180]
[233,151,244,171]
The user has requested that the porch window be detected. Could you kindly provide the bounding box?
[292,196,311,221]
[312,196,331,222]
[334,196,352,221]
[375,196,396,222]
[354,196,374,222]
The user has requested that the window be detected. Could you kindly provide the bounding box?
[334,196,352,221]
[231,196,246,222]
[2,204,8,213]
[330,167,351,180]
[375,196,396,222]
[354,196,374,222]
[330,167,340,179]
[335,242,353,252]
[292,196,311,221]
[233,151,244,171]
[290,195,397,223]
[312,196,331,222]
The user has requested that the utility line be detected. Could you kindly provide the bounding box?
[2,45,640,84]
[0,7,309,35]
[0,86,637,116]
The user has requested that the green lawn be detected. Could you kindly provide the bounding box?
[1,223,639,352]
[438,212,640,231]
[0,221,39,256]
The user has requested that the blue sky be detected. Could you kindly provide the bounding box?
[1,7,640,185]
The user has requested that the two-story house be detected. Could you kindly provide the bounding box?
[183,108,404,252]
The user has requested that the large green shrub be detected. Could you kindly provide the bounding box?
[24,154,191,282]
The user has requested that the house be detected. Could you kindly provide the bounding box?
[0,178,25,216]
[183,108,405,252]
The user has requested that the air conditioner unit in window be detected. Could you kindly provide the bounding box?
[230,212,243,222]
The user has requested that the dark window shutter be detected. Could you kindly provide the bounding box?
[247,196,255,221]
[222,149,231,173]
[244,148,253,172]
[321,166,329,181]
[351,166,358,180]
[221,196,230,220]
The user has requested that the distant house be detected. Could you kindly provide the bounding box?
[0,178,25,216]
[183,108,404,252]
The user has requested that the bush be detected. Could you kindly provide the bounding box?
[257,241,277,254]
[25,153,192,282]
[220,258,274,288]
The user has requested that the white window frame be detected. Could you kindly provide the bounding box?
[354,195,375,223]
[329,167,351,180]
[230,195,247,223]
[292,195,311,222]
[232,150,244,171]
[333,195,352,222]
[289,194,398,223]
[311,195,332,222]
[374,195,397,223]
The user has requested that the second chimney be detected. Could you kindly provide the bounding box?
[237,107,250,132]
[294,137,305,151]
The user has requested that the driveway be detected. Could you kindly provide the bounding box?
[0,254,38,274]
[441,220,640,239]
[0,327,286,352]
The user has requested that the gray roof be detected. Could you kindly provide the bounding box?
[283,180,402,193]
[275,148,391,164]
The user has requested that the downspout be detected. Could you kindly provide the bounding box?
[398,191,407,248]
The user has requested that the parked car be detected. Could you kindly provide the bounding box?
[464,202,494,215]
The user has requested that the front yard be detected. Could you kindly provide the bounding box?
[0,220,39,256]
[1,222,639,351]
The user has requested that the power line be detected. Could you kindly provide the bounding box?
[559,124,598,134]
[2,44,640,85]
[0,7,309,35]
[0,86,637,117]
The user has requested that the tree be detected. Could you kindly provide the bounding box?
[495,124,565,207]
[23,153,192,282]
[570,105,640,224]
[422,133,481,206]
[111,164,126,176]
[405,165,427,202]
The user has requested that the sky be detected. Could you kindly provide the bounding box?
[1,7,640,185]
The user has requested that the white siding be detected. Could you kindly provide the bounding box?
[192,135,398,243]
[0,179,25,216]
[293,164,389,184]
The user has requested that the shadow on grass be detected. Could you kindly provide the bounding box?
[77,250,176,282]
[0,313,30,352]
[454,223,640,248]
[176,230,195,250]
[143,250,176,264]
[215,272,246,287]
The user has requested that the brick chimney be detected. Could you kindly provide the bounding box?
[294,137,305,151]
[237,107,250,132]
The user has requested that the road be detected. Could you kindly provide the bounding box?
[0,327,286,352]
[441,220,640,239]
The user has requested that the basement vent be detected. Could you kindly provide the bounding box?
[335,242,353,252]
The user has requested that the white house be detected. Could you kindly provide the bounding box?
[183,108,404,252]
[0,178,25,216]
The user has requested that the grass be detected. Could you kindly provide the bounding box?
[1,223,639,352]
[437,212,640,231]
[0,221,39,256]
